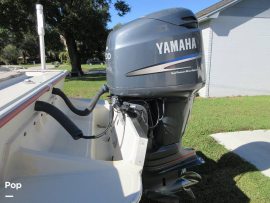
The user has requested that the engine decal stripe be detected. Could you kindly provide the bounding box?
[127,53,201,77]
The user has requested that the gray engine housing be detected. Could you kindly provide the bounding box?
[106,8,205,97]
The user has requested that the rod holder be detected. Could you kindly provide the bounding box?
[36,4,46,70]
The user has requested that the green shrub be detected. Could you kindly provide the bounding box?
[52,61,60,68]
[59,51,70,64]
[0,44,19,64]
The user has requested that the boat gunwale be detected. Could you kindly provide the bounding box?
[0,70,68,128]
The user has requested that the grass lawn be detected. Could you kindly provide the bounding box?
[57,63,105,72]
[21,63,41,68]
[21,63,105,70]
[57,64,107,99]
[59,64,270,202]
[183,97,270,202]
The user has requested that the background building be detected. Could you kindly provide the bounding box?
[197,0,270,97]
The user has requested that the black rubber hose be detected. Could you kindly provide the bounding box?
[87,84,109,113]
[52,84,109,116]
[34,101,83,140]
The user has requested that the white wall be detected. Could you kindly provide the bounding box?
[201,0,270,97]
[198,21,212,97]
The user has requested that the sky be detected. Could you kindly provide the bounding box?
[108,0,220,28]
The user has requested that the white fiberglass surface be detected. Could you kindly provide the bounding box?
[0,92,146,202]
[0,70,67,117]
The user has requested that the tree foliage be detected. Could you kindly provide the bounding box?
[0,0,130,74]
[113,23,123,31]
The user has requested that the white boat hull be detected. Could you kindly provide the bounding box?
[0,70,147,202]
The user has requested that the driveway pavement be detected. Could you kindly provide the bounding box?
[211,130,270,177]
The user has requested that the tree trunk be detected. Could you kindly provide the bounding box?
[22,51,26,64]
[64,31,83,76]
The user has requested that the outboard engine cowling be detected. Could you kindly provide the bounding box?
[106,8,205,97]
[106,8,205,201]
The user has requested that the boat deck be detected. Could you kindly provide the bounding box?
[0,71,25,82]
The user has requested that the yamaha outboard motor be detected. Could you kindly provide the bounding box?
[106,8,206,201]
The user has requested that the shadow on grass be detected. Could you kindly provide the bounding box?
[65,73,106,82]
[177,150,258,203]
